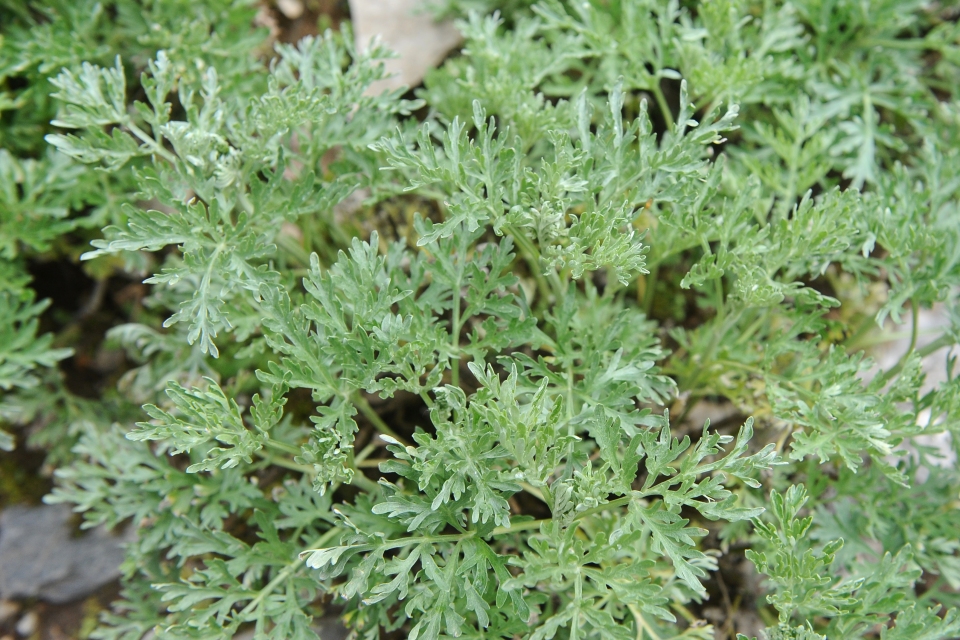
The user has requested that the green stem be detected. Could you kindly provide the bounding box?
[563,362,577,478]
[259,451,315,475]
[234,526,340,623]
[265,438,301,457]
[452,275,462,388]
[356,458,388,468]
[492,519,545,535]
[642,265,659,316]
[301,497,637,567]
[378,532,473,550]
[263,438,380,492]
[852,327,939,349]
[126,121,178,165]
[733,310,769,346]
[325,515,559,555]
[908,298,920,357]
[355,442,377,465]
[519,482,548,504]
[237,191,255,216]
[572,496,634,523]
[239,441,384,626]
[354,394,408,445]
[503,224,562,302]
[714,276,725,324]
[419,390,435,409]
[841,311,883,351]
[630,604,663,640]
[484,494,642,541]
[650,82,675,131]
[347,449,381,493]
[876,333,955,386]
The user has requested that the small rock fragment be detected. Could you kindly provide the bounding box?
[0,504,132,604]
[681,399,740,431]
[349,0,462,93]
[314,615,349,640]
[276,0,304,20]
[14,611,37,637]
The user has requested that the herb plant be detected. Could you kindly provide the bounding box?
[3,0,960,638]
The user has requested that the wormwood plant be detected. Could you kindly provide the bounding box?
[4,0,960,638]
[0,0,269,458]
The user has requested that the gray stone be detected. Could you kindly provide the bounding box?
[0,504,129,604]
[314,615,349,640]
[349,0,462,94]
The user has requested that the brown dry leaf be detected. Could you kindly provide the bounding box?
[348,0,462,93]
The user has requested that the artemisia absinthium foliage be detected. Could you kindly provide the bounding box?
[0,0,267,458]
[1,0,958,638]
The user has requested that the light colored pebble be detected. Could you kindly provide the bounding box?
[15,610,37,637]
[349,0,462,93]
[276,0,304,19]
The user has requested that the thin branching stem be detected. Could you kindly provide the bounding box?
[354,394,408,446]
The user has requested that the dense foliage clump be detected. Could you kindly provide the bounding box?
[3,0,960,638]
